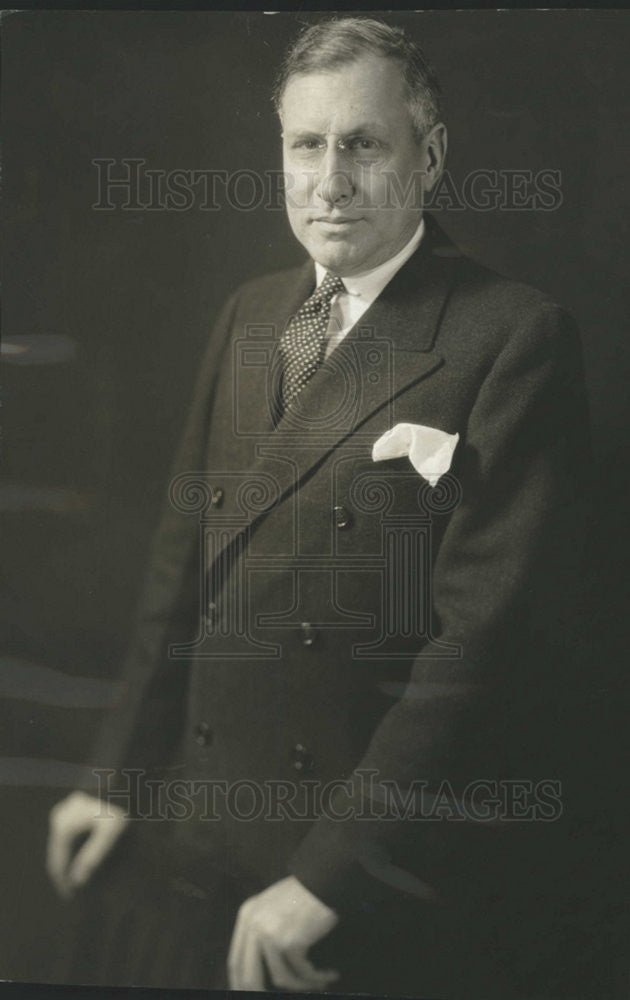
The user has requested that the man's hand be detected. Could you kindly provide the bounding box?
[228,875,340,991]
[46,791,129,898]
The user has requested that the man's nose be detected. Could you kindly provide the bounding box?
[315,144,354,207]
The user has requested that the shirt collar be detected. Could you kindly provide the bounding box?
[314,216,425,300]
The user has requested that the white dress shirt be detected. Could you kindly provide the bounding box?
[314,217,425,358]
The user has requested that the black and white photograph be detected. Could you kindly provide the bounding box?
[2,9,629,999]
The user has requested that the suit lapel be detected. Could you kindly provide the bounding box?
[204,260,316,477]
[245,217,462,506]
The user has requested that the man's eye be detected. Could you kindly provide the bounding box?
[293,139,323,151]
[347,138,378,150]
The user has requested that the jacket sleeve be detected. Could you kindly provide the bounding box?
[80,290,241,809]
[288,301,590,912]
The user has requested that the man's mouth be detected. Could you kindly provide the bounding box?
[311,216,363,227]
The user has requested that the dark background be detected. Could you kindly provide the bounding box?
[2,8,629,990]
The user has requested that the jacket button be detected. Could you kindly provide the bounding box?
[204,601,217,628]
[333,505,352,529]
[210,488,224,509]
[291,743,314,771]
[194,722,213,747]
[301,622,317,646]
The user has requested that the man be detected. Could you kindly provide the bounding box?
[47,17,594,998]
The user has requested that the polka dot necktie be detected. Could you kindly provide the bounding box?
[279,271,345,410]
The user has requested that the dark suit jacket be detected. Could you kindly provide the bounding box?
[87,215,595,994]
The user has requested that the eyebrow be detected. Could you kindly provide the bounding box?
[284,122,390,140]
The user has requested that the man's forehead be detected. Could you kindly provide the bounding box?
[280,56,408,131]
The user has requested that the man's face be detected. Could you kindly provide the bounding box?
[281,53,443,277]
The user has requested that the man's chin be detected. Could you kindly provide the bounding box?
[306,240,368,276]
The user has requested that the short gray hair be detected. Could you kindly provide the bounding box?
[273,16,443,140]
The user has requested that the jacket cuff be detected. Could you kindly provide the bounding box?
[287,787,438,917]
[288,819,383,916]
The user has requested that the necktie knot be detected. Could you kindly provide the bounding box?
[312,271,345,305]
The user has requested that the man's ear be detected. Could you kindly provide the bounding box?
[421,122,447,195]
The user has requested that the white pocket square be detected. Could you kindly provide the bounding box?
[372,423,459,486]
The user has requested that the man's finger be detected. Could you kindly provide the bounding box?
[260,938,315,991]
[285,944,340,989]
[240,928,267,990]
[229,923,266,991]
[67,820,120,888]
[227,908,249,989]
[46,829,74,898]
